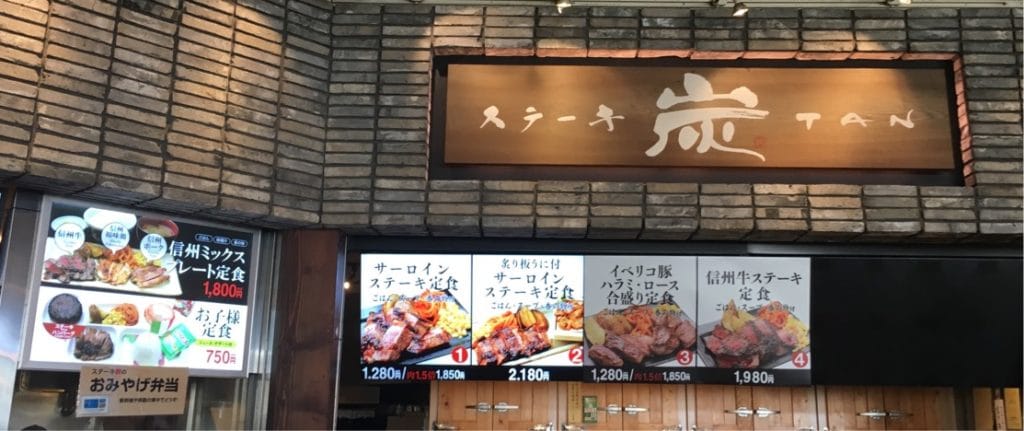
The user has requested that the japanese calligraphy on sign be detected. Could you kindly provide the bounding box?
[695,257,811,372]
[439,61,957,171]
[77,365,189,417]
[25,199,258,376]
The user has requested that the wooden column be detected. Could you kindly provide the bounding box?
[268,230,343,429]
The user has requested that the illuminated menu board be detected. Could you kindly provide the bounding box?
[357,253,810,385]
[359,254,473,381]
[583,256,698,383]
[695,257,811,385]
[23,199,258,377]
[470,255,584,381]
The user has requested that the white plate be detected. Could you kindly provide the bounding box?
[83,208,137,230]
[42,238,184,297]
[546,308,583,342]
[549,328,583,342]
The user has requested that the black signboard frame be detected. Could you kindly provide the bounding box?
[344,236,1021,387]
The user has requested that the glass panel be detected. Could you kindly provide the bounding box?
[8,370,185,430]
[188,378,247,430]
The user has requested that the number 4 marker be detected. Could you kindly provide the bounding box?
[792,351,809,368]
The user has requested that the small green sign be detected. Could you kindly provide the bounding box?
[582,395,598,424]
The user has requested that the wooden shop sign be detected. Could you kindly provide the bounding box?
[433,58,959,172]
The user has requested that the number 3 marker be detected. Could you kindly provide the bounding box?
[676,350,693,366]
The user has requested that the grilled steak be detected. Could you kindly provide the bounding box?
[368,348,400,363]
[361,314,388,347]
[74,328,114,361]
[381,322,413,352]
[650,326,681,356]
[131,265,169,288]
[474,336,508,365]
[605,334,649,364]
[361,297,459,364]
[674,319,697,349]
[43,254,97,283]
[749,319,786,357]
[408,327,451,354]
[588,345,624,367]
[474,326,551,366]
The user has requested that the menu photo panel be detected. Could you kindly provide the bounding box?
[359,254,473,382]
[696,257,811,385]
[583,256,698,383]
[26,199,256,376]
[470,255,584,381]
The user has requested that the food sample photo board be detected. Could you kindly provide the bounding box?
[21,198,259,377]
[583,256,699,384]
[695,257,811,385]
[357,253,810,385]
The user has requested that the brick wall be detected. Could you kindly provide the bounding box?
[326,4,1022,242]
[0,0,329,227]
[0,1,1020,242]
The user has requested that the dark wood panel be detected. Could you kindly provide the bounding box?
[438,59,957,171]
[268,230,343,430]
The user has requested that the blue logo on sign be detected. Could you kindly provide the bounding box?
[214,236,230,245]
[82,396,108,413]
[195,234,213,242]
[232,239,248,248]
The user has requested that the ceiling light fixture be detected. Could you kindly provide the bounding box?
[885,0,911,6]
[710,0,730,7]
[732,2,749,16]
[556,0,572,14]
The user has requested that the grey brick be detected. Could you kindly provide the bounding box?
[864,185,918,196]
[801,18,852,30]
[907,9,958,19]
[803,30,854,40]
[908,18,960,29]
[854,9,905,19]
[910,41,960,52]
[802,41,855,51]
[854,19,905,30]
[865,221,921,234]
[641,8,690,18]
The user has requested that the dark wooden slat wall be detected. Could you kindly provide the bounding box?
[269,230,343,430]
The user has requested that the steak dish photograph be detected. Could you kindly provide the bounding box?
[584,302,697,367]
[360,290,471,365]
[697,300,809,369]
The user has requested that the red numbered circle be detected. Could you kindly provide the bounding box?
[792,351,809,368]
[451,346,469,363]
[568,347,583,364]
[676,350,693,366]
